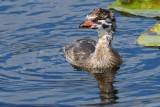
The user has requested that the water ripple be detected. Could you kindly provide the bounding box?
[0,0,160,106]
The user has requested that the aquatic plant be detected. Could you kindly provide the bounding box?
[137,22,160,47]
[108,0,160,18]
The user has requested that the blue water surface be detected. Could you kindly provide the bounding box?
[0,0,160,107]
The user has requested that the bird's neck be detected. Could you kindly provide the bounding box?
[97,31,113,47]
[98,29,114,37]
[93,34,113,60]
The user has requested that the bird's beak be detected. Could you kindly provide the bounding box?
[79,20,94,28]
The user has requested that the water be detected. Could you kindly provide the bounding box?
[0,0,160,106]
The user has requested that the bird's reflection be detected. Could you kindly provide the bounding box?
[92,68,119,104]
[73,65,120,104]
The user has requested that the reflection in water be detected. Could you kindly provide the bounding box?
[74,66,120,104]
[92,69,118,104]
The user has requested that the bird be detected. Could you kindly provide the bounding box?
[63,8,122,69]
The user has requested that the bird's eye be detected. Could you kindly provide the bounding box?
[102,24,109,28]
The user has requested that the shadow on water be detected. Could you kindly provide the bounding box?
[72,66,120,106]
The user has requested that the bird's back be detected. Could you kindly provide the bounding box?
[63,39,96,66]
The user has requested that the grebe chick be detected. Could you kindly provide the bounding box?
[63,8,122,69]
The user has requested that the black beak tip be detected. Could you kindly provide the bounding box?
[79,24,82,28]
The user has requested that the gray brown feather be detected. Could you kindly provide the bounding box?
[63,39,96,65]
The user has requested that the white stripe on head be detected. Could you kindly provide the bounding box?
[86,14,97,20]
[98,20,112,25]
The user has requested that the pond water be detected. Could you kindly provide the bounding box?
[0,0,160,107]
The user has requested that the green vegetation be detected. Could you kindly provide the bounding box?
[108,0,160,18]
[108,0,160,47]
[137,22,160,47]
[110,0,160,9]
